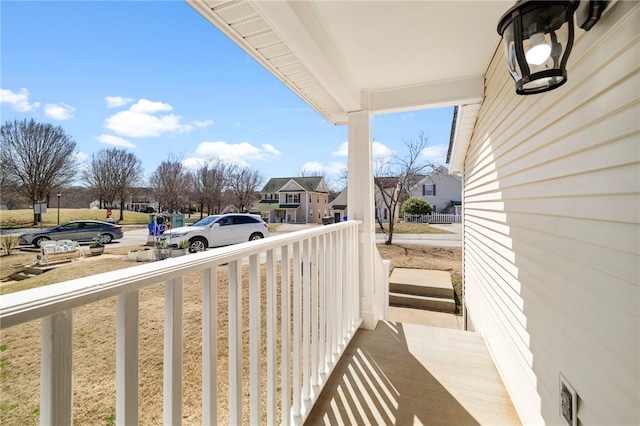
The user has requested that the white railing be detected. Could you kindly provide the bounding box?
[403,212,462,223]
[0,221,362,425]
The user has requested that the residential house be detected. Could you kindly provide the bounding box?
[412,166,462,214]
[328,177,406,225]
[89,187,159,212]
[327,188,347,223]
[2,2,637,426]
[257,177,330,224]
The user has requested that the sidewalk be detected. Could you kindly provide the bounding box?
[376,223,462,247]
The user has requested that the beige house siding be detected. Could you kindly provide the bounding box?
[464,2,639,425]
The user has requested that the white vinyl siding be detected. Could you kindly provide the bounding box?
[463,3,639,426]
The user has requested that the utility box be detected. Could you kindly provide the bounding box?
[169,214,185,228]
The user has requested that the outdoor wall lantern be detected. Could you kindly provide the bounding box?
[497,0,607,95]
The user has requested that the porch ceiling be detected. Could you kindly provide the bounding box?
[187,0,510,125]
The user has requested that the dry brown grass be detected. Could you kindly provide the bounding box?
[0,208,150,229]
[0,242,461,425]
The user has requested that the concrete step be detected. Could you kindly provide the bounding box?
[389,292,456,314]
[389,269,454,299]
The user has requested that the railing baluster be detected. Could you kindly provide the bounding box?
[292,242,301,417]
[40,310,73,426]
[266,249,277,426]
[229,260,242,425]
[311,236,319,387]
[330,231,337,359]
[325,232,333,366]
[318,234,326,378]
[281,244,291,426]
[336,231,344,350]
[249,254,261,425]
[116,291,139,426]
[302,238,310,401]
[164,277,183,425]
[202,267,217,425]
[350,226,358,330]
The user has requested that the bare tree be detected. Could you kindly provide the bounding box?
[149,154,189,213]
[113,149,144,221]
[190,157,229,218]
[227,165,263,212]
[1,119,78,224]
[83,150,119,209]
[82,148,144,220]
[0,154,20,209]
[375,131,433,244]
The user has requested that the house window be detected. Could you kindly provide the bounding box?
[286,193,300,203]
[383,208,388,220]
[423,184,436,196]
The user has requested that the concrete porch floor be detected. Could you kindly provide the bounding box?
[305,321,520,425]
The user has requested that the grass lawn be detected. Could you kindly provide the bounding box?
[0,238,461,425]
[376,221,454,234]
[0,209,151,229]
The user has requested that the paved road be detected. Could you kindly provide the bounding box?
[117,224,463,248]
[9,223,462,249]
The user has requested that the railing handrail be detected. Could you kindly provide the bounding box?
[0,220,361,329]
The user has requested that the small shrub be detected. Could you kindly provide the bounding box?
[89,236,103,248]
[401,196,433,215]
[0,234,19,256]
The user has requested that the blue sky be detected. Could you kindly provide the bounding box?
[1,1,454,190]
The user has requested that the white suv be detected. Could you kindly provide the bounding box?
[159,213,269,252]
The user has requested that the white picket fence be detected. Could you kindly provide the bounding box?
[403,213,462,224]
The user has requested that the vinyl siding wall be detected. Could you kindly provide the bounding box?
[463,2,639,425]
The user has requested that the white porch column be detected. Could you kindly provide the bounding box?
[347,110,378,330]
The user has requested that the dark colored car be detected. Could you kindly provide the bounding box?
[18,220,124,247]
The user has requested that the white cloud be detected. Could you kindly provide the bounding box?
[191,119,213,128]
[104,98,210,138]
[0,88,40,112]
[74,151,89,177]
[44,103,75,120]
[97,134,136,148]
[184,140,281,168]
[105,96,134,108]
[263,144,281,156]
[332,141,393,159]
[301,162,324,174]
[129,99,172,114]
[420,144,448,164]
[301,161,346,175]
[74,151,89,163]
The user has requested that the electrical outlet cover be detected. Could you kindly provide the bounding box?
[559,373,577,426]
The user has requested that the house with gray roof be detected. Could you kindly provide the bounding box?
[257,177,330,224]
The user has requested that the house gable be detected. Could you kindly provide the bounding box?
[281,179,306,192]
